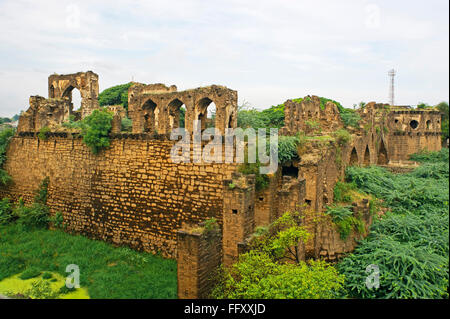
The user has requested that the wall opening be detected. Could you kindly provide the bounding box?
[62,85,82,111]
[142,99,157,133]
[349,147,358,166]
[196,97,216,131]
[410,120,419,129]
[377,140,388,165]
[363,145,370,166]
[282,165,299,177]
[426,120,431,130]
[168,99,184,131]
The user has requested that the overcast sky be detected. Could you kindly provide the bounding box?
[0,0,448,117]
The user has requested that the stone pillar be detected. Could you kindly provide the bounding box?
[222,173,255,267]
[177,227,222,299]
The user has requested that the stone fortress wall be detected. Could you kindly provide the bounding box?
[1,71,443,298]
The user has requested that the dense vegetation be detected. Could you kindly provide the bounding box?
[0,127,15,185]
[337,148,449,298]
[63,108,114,154]
[212,212,345,298]
[98,83,133,110]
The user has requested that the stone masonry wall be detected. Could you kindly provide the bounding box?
[0,134,237,258]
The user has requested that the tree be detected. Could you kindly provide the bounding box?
[436,101,449,143]
[98,83,133,110]
[211,211,346,299]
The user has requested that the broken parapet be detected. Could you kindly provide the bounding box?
[222,172,255,267]
[176,224,222,299]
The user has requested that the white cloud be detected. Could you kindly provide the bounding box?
[0,0,448,117]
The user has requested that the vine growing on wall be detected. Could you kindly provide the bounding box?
[0,127,15,185]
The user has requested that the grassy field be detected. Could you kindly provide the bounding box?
[0,224,177,299]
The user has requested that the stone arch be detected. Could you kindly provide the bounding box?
[142,99,158,133]
[167,98,184,131]
[195,97,215,131]
[363,145,370,166]
[426,120,432,130]
[349,147,358,166]
[377,139,388,165]
[62,85,83,111]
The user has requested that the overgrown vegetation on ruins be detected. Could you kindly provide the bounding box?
[63,108,114,154]
[0,127,15,185]
[98,82,133,110]
[211,211,345,299]
[337,148,449,299]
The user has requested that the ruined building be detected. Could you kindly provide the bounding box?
[1,72,443,298]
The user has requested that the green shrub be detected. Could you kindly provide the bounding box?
[334,129,352,146]
[212,252,345,299]
[98,83,133,110]
[0,127,15,185]
[338,150,449,298]
[0,198,13,225]
[14,202,50,231]
[34,177,49,205]
[19,267,42,280]
[38,126,50,140]
[340,109,361,128]
[121,117,132,132]
[333,181,357,203]
[277,134,302,164]
[325,205,365,239]
[81,108,114,154]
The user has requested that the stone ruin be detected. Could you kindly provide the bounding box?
[18,71,100,132]
[3,71,444,299]
[128,83,237,135]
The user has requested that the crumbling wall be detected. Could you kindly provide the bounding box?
[177,226,222,299]
[128,83,238,135]
[0,134,237,258]
[48,71,99,118]
[281,96,343,135]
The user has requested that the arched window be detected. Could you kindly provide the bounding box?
[363,146,370,166]
[377,140,388,165]
[349,147,358,166]
[196,97,216,131]
[167,99,185,131]
[142,99,157,133]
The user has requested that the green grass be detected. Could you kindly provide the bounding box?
[0,224,177,298]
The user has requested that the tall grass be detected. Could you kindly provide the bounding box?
[337,148,449,298]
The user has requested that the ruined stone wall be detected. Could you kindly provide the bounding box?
[385,109,442,162]
[281,96,343,135]
[128,83,238,135]
[177,227,222,299]
[0,134,237,258]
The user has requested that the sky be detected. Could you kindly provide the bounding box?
[0,0,448,117]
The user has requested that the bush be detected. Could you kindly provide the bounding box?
[325,205,365,240]
[338,150,449,298]
[98,83,133,110]
[38,126,50,140]
[0,198,13,225]
[81,108,114,154]
[0,127,15,185]
[14,202,50,231]
[121,117,132,132]
[334,128,352,146]
[212,251,344,299]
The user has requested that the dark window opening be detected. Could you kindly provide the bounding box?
[232,209,238,214]
[305,199,312,206]
[394,119,399,123]
[282,165,299,177]
[259,197,264,202]
[410,120,419,129]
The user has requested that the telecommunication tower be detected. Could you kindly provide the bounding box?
[388,69,396,106]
